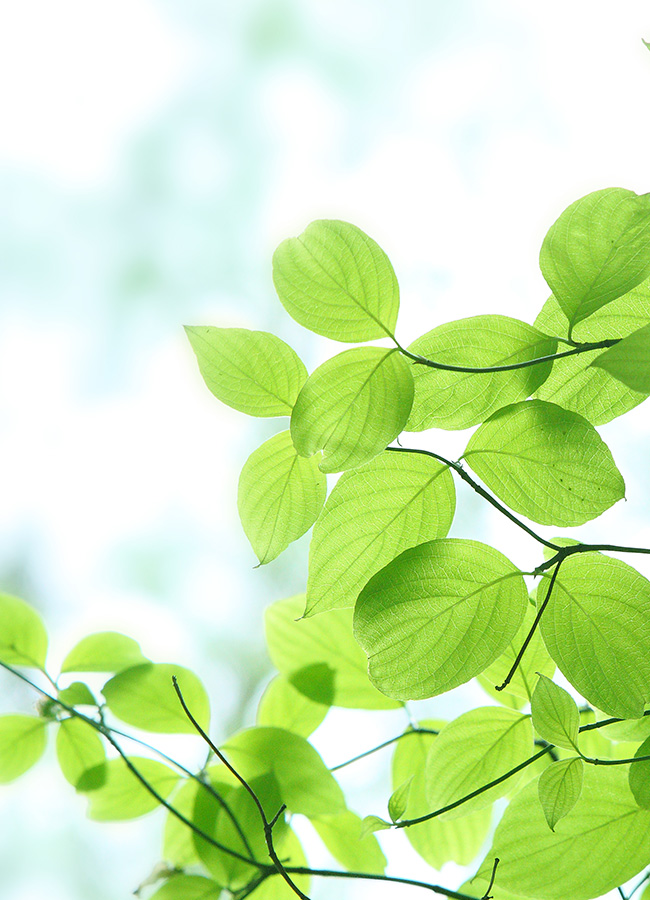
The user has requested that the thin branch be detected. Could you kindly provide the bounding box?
[330,727,440,772]
[283,866,482,900]
[481,858,500,900]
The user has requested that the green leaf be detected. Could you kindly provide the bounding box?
[591,321,650,393]
[238,430,327,564]
[57,682,97,707]
[405,316,557,431]
[305,449,455,615]
[533,290,650,424]
[539,553,650,718]
[479,599,556,704]
[291,347,414,473]
[360,815,392,838]
[86,756,179,820]
[222,726,346,817]
[163,779,202,867]
[311,810,387,874]
[256,674,328,738]
[149,875,222,900]
[272,219,400,342]
[102,663,210,733]
[629,735,650,809]
[539,187,650,330]
[425,708,533,818]
[388,776,413,823]
[538,758,584,831]
[245,828,310,899]
[56,718,106,790]
[185,326,307,417]
[600,716,650,743]
[0,593,48,668]
[0,715,47,783]
[392,722,491,869]
[353,539,528,700]
[531,675,580,751]
[477,767,650,900]
[463,399,625,526]
[61,632,148,674]
[264,594,400,710]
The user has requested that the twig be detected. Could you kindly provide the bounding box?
[330,727,440,772]
[481,858,500,900]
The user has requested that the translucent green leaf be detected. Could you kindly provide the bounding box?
[291,347,414,473]
[463,399,625,526]
[405,316,557,431]
[149,875,222,900]
[591,321,650,393]
[56,717,106,791]
[0,593,48,668]
[360,815,391,837]
[533,290,650,424]
[629,735,650,808]
[305,450,455,615]
[388,776,412,823]
[238,430,327,564]
[538,758,584,831]
[185,326,307,417]
[539,187,650,330]
[601,717,650,743]
[312,810,386,874]
[425,708,533,818]
[477,767,650,900]
[392,722,491,869]
[479,599,556,704]
[223,726,346,817]
[0,715,47,783]
[354,539,528,700]
[57,682,97,707]
[256,674,328,738]
[61,632,148,674]
[86,757,179,821]
[264,594,400,710]
[163,778,202,868]
[540,553,650,718]
[103,663,210,733]
[248,828,310,899]
[531,675,580,751]
[272,219,400,342]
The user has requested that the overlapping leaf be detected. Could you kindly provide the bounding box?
[86,757,179,820]
[353,539,528,700]
[305,450,454,615]
[291,347,414,473]
[531,675,580,751]
[591,321,650,393]
[238,430,326,564]
[61,632,148,674]
[463,399,625,526]
[256,674,328,738]
[629,735,650,809]
[272,220,400,342]
[311,810,386,874]
[405,315,557,431]
[56,717,106,790]
[185,326,307,417]
[538,758,584,831]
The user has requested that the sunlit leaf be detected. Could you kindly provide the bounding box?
[538,758,584,831]
[163,778,202,868]
[0,593,48,668]
[272,219,400,342]
[291,347,414,473]
[256,674,328,738]
[0,715,47,783]
[305,449,454,615]
[539,188,650,330]
[591,321,650,393]
[629,735,650,809]
[531,675,580,751]
[56,717,106,791]
[103,663,210,733]
[265,594,400,710]
[238,430,327,564]
[149,875,222,900]
[185,326,306,417]
[57,682,97,707]
[354,539,528,700]
[61,632,148,674]
[86,757,179,820]
[464,400,625,526]
[312,810,386,874]
[405,315,557,431]
[388,776,412,823]
[360,815,391,837]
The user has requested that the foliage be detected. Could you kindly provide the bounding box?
[3,187,650,900]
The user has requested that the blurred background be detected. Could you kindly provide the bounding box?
[1,1,650,897]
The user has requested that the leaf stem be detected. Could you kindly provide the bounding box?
[330,727,440,771]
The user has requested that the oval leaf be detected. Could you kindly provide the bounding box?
[0,715,47,783]
[272,220,400,342]
[102,663,210,733]
[305,450,455,615]
[463,399,625,526]
[185,326,306,417]
[265,594,400,710]
[86,756,179,820]
[61,632,148,674]
[256,674,328,738]
[56,717,106,791]
[238,430,326,564]
[150,875,222,900]
[538,758,584,831]
[291,347,414,473]
[540,553,650,718]
[591,321,650,393]
[311,810,386,874]
[540,187,650,330]
[629,735,650,809]
[0,593,48,668]
[354,539,528,700]
[531,675,580,751]
[406,315,557,431]
[425,708,534,818]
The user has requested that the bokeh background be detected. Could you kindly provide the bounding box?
[1,1,650,898]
